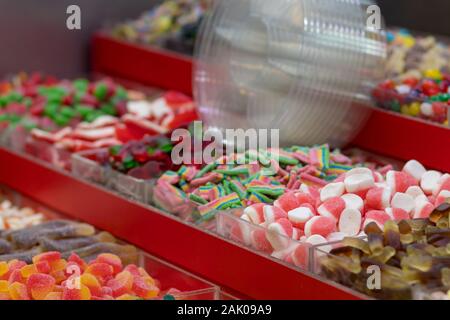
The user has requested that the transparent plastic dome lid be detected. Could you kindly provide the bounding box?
[194,0,387,147]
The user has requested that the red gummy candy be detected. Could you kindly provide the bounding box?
[27,273,56,300]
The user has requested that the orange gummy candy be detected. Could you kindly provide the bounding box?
[62,284,91,300]
[44,291,62,300]
[116,294,141,300]
[80,273,102,297]
[8,269,23,284]
[20,264,38,278]
[68,253,87,271]
[32,251,61,264]
[132,276,160,299]
[94,253,123,275]
[85,263,114,283]
[0,292,10,300]
[106,270,133,298]
[27,273,56,300]
[35,260,51,274]
[9,282,30,300]
[50,259,67,273]
[0,280,9,293]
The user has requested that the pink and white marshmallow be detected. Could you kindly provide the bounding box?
[341,193,364,211]
[317,197,346,220]
[304,216,336,238]
[366,187,392,210]
[391,192,415,214]
[266,218,293,251]
[287,206,315,229]
[263,206,287,224]
[344,173,375,194]
[420,170,442,195]
[320,182,345,202]
[403,160,426,181]
[364,210,391,230]
[338,209,362,236]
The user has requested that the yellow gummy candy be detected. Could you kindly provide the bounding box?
[424,69,443,80]
[401,105,410,115]
[20,264,38,278]
[0,280,9,293]
[409,102,421,117]
[0,262,8,277]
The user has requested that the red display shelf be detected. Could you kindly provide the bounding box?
[0,147,363,300]
[352,108,450,173]
[91,33,193,95]
[91,32,450,174]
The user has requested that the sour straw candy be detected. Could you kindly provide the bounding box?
[0,251,180,300]
[317,200,450,300]
[153,145,384,222]
[0,220,138,265]
[224,159,450,270]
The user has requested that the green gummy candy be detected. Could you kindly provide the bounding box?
[94,83,108,101]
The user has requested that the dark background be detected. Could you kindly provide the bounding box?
[377,0,450,36]
[0,0,448,77]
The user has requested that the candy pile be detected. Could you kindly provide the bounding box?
[24,91,195,148]
[0,251,171,300]
[373,29,450,124]
[152,145,386,221]
[0,220,138,265]
[0,200,44,231]
[0,78,130,132]
[112,0,212,55]
[224,159,450,268]
[317,201,450,300]
[385,29,450,79]
[0,78,197,169]
[85,135,176,180]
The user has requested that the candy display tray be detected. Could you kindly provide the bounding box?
[71,149,155,204]
[310,238,450,301]
[372,86,450,125]
[0,146,362,299]
[0,183,223,300]
[139,251,219,300]
[92,32,193,96]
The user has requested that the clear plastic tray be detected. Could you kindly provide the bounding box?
[71,149,110,185]
[312,238,419,300]
[71,149,156,204]
[24,137,72,170]
[0,183,221,300]
[139,252,219,300]
[0,125,29,151]
[107,169,156,204]
[412,286,450,301]
[216,209,317,271]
